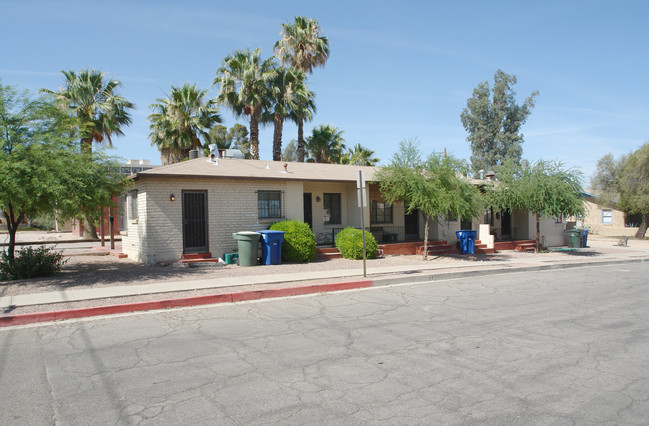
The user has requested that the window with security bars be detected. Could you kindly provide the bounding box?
[323,193,341,224]
[129,190,138,220]
[258,191,282,219]
[370,200,393,223]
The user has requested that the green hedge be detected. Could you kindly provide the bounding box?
[269,220,316,263]
[335,227,378,260]
[1,246,67,281]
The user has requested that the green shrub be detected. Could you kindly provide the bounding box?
[0,246,67,281]
[335,227,378,260]
[269,220,316,263]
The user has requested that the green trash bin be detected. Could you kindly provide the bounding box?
[566,229,583,248]
[232,231,261,266]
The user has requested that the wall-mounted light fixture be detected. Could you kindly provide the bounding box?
[170,194,176,202]
[316,196,321,202]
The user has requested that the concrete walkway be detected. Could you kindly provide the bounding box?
[2,234,648,310]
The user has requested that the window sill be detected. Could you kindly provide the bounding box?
[259,217,284,223]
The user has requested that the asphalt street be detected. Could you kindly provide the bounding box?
[1,263,648,425]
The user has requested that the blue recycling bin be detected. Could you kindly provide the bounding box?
[582,229,589,248]
[258,230,286,265]
[456,230,477,254]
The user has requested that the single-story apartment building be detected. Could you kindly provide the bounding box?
[122,157,569,263]
[568,191,638,237]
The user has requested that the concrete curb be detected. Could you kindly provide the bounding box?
[371,257,648,287]
[0,281,373,327]
[1,257,646,328]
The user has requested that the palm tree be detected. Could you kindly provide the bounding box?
[262,66,309,161]
[341,143,380,166]
[43,69,134,153]
[148,83,221,165]
[287,83,316,162]
[306,125,345,163]
[274,16,329,162]
[43,69,133,239]
[213,48,277,160]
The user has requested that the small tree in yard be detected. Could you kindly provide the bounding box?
[375,139,483,260]
[0,82,129,261]
[486,159,584,252]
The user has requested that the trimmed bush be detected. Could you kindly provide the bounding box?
[0,246,67,281]
[335,227,378,260]
[269,220,316,263]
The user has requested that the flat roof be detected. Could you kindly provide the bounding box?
[135,157,379,182]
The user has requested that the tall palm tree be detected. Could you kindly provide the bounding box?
[306,124,345,163]
[341,143,380,166]
[274,16,329,162]
[287,83,316,162]
[213,48,277,160]
[43,69,134,153]
[262,66,308,161]
[148,83,221,165]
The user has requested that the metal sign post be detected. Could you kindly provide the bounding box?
[357,170,367,278]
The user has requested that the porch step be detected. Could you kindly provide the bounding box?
[474,247,495,255]
[182,252,213,260]
[494,240,536,251]
[181,257,224,264]
[515,243,537,253]
[314,252,342,261]
[315,247,341,261]
[181,252,223,264]
[111,251,128,259]
[416,243,458,256]
[316,247,340,254]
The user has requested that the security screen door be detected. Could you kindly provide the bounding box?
[182,191,208,253]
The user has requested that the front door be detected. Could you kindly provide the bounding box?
[182,190,208,253]
[501,211,511,240]
[303,193,313,229]
[404,207,419,239]
[460,217,473,230]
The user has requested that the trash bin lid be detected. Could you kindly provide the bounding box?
[232,231,261,241]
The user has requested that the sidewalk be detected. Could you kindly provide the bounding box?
[2,234,648,327]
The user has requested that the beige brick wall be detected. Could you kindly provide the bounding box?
[124,177,302,263]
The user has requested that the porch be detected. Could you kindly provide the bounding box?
[315,237,537,260]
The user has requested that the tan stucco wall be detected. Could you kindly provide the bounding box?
[303,181,359,242]
[580,200,637,236]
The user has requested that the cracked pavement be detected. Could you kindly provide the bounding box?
[1,262,649,424]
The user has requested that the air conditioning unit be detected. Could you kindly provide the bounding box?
[222,149,244,159]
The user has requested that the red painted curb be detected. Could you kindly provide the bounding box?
[232,281,373,302]
[0,280,373,327]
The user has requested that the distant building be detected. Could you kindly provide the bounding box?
[72,160,160,237]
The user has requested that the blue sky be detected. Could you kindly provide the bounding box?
[2,0,647,183]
